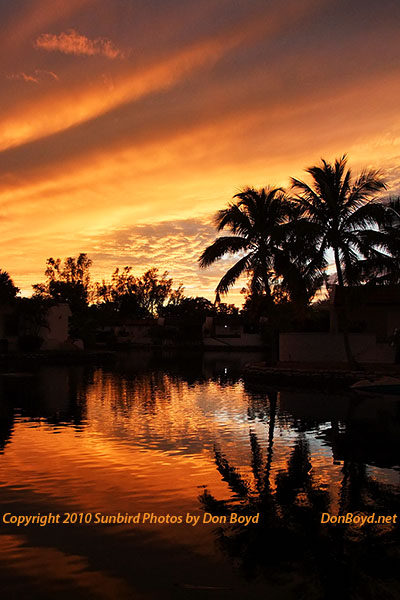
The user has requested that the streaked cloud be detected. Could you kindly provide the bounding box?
[0,1,315,152]
[7,72,40,84]
[89,218,234,297]
[3,214,247,303]
[34,29,123,59]
[7,69,59,84]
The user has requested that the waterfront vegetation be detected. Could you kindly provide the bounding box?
[1,156,399,355]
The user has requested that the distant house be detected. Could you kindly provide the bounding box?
[97,318,159,346]
[202,316,262,349]
[0,302,72,352]
[280,285,400,364]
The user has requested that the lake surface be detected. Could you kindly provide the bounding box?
[0,352,399,599]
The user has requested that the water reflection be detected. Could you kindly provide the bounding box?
[199,390,400,600]
[0,367,88,429]
[0,352,399,599]
[0,400,14,452]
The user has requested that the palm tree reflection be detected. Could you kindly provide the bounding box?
[0,401,14,452]
[200,399,400,599]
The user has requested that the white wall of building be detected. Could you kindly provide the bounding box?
[280,332,395,364]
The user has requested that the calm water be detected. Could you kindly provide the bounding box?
[0,352,399,600]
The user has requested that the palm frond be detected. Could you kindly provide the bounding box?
[216,253,253,295]
[345,169,386,211]
[214,447,250,498]
[290,179,327,223]
[214,203,252,235]
[198,236,248,268]
[341,201,387,231]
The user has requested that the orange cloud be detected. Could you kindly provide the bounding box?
[34,29,123,59]
[7,69,59,84]
[0,0,97,57]
[7,72,39,84]
[0,0,317,153]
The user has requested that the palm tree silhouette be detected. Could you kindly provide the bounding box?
[290,155,388,364]
[386,196,400,221]
[290,155,388,287]
[362,196,400,284]
[199,186,323,306]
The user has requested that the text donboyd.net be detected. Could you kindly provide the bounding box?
[321,512,397,526]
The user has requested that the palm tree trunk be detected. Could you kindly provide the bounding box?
[261,265,271,299]
[333,248,358,368]
[260,269,279,362]
[334,248,344,288]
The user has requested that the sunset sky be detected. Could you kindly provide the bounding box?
[1,0,400,304]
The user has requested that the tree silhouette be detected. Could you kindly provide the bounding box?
[96,267,184,317]
[290,155,388,287]
[0,270,19,304]
[199,187,324,309]
[359,196,400,284]
[33,253,93,311]
[290,156,390,364]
